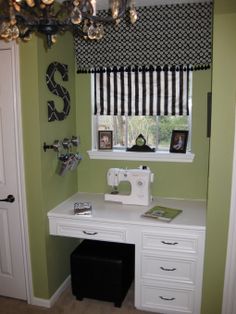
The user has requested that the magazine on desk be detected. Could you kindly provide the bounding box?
[142,205,182,222]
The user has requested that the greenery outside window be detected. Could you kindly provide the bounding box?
[94,115,191,152]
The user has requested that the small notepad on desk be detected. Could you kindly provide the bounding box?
[142,205,182,222]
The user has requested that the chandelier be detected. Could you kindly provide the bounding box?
[0,0,137,47]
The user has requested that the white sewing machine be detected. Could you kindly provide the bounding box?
[104,166,154,206]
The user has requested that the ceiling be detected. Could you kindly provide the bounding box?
[57,0,210,10]
[96,0,210,10]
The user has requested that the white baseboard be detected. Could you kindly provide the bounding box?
[30,275,71,308]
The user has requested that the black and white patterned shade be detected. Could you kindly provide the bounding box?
[94,68,192,116]
[74,1,213,72]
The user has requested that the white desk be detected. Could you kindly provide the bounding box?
[48,193,206,314]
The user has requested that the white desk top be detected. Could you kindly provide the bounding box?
[48,193,206,231]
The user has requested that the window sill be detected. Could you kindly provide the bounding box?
[87,150,195,163]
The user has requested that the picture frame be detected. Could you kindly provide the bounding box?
[169,130,189,153]
[98,130,113,150]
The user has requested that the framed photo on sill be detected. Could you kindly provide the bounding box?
[98,130,113,150]
[169,130,188,153]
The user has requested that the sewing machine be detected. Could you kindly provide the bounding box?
[104,166,154,206]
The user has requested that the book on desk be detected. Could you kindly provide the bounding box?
[142,205,182,222]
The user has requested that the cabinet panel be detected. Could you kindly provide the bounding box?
[141,254,196,284]
[48,193,206,314]
[142,231,200,254]
[141,283,193,313]
[54,221,127,242]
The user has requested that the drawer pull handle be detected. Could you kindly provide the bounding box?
[159,296,176,301]
[83,231,98,235]
[161,241,178,245]
[160,266,176,272]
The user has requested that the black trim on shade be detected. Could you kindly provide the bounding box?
[77,64,211,74]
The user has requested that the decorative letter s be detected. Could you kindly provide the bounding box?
[46,62,70,122]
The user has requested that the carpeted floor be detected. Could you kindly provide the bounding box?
[0,284,154,314]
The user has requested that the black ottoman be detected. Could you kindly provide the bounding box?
[70,239,135,307]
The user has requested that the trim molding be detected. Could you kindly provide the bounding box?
[87,150,195,163]
[222,110,236,314]
[0,41,34,303]
[31,276,71,308]
[13,42,34,305]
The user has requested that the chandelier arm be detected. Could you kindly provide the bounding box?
[19,28,34,38]
[15,13,40,28]
[55,1,74,18]
[43,4,52,19]
[16,5,42,19]
[72,25,87,36]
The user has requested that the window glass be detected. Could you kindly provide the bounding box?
[158,116,189,150]
[96,115,190,151]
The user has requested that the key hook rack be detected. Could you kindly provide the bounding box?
[43,136,80,152]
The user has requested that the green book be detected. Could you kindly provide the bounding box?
[142,206,182,222]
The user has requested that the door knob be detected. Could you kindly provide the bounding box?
[0,195,15,203]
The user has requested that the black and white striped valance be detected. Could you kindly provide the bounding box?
[94,68,192,116]
[74,1,213,72]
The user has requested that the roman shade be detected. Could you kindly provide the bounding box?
[94,67,192,116]
[74,2,212,73]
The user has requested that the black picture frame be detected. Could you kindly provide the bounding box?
[169,130,189,153]
[98,131,113,150]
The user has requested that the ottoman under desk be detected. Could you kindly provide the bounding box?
[70,239,135,307]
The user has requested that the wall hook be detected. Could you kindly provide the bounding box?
[71,136,80,147]
[43,136,80,152]
[43,140,61,152]
[62,138,72,150]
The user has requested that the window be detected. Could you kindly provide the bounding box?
[89,68,194,162]
[94,115,190,151]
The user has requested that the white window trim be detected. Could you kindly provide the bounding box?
[87,149,195,162]
[89,76,195,163]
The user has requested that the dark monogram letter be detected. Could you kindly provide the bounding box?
[46,62,70,122]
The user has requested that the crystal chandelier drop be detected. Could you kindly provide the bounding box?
[0,0,137,47]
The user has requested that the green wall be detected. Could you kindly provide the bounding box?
[20,36,212,299]
[20,33,79,298]
[201,1,236,313]
[76,70,211,200]
[18,1,236,312]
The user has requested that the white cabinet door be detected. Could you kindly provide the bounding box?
[0,43,27,300]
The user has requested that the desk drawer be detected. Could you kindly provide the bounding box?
[141,283,193,313]
[142,254,196,284]
[142,231,199,254]
[56,221,127,242]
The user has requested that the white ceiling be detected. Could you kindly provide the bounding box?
[96,0,210,10]
[57,0,210,10]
